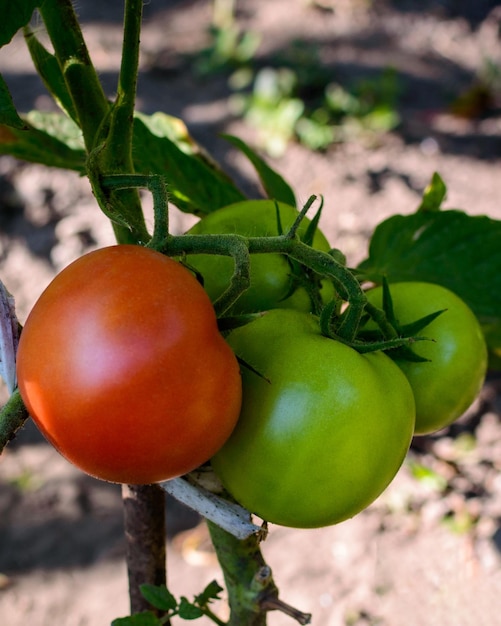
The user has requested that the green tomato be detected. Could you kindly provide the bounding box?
[365,282,488,435]
[211,309,415,528]
[185,200,334,313]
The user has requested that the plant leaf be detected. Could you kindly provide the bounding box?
[301,196,323,246]
[416,172,447,212]
[0,112,85,170]
[0,74,27,129]
[24,28,78,121]
[178,597,204,620]
[222,133,296,206]
[194,580,224,606]
[139,584,177,612]
[0,109,247,216]
[357,208,501,348]
[399,309,446,337]
[111,611,162,626]
[408,460,448,492]
[0,0,40,47]
[133,113,245,215]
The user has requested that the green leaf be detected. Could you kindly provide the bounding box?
[408,460,448,492]
[380,276,396,325]
[222,133,296,207]
[139,584,177,612]
[302,197,323,246]
[0,74,27,129]
[357,208,501,349]
[178,597,204,620]
[0,0,40,47]
[194,580,224,606]
[417,172,447,212]
[111,611,162,626]
[26,111,85,150]
[389,344,432,364]
[399,309,446,337]
[132,113,246,215]
[24,28,78,121]
[0,112,85,170]
[0,108,248,217]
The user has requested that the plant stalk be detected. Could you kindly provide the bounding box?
[122,483,168,620]
[38,0,110,151]
[39,0,149,244]
[105,0,143,174]
[160,232,367,340]
[0,390,29,453]
[207,521,311,625]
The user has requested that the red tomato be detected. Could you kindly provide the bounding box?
[16,245,242,484]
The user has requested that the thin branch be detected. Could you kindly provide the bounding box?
[161,473,262,540]
[0,281,19,394]
[260,596,312,625]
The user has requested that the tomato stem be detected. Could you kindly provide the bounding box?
[207,521,311,625]
[122,484,168,619]
[85,0,150,244]
[285,195,318,240]
[160,231,367,339]
[161,474,262,540]
[37,0,110,151]
[98,172,426,349]
[38,0,149,245]
[0,390,30,453]
[108,0,143,170]
[97,173,373,340]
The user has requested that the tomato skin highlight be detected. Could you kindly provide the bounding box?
[211,309,416,528]
[16,245,242,484]
[365,282,488,435]
[186,200,334,313]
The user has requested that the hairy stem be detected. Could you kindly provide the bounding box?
[86,0,149,244]
[160,232,367,341]
[38,0,109,151]
[106,0,142,173]
[207,521,311,625]
[40,0,148,244]
[0,390,29,453]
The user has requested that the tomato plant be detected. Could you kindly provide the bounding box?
[211,309,416,528]
[1,0,500,623]
[186,199,334,313]
[365,282,488,435]
[15,245,242,484]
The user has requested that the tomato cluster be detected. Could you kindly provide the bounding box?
[211,282,487,527]
[204,206,487,527]
[15,200,488,530]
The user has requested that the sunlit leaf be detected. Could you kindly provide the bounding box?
[358,208,501,348]
[222,133,296,206]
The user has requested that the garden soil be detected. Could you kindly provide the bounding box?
[1,1,501,625]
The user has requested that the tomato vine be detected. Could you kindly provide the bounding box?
[0,0,497,624]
